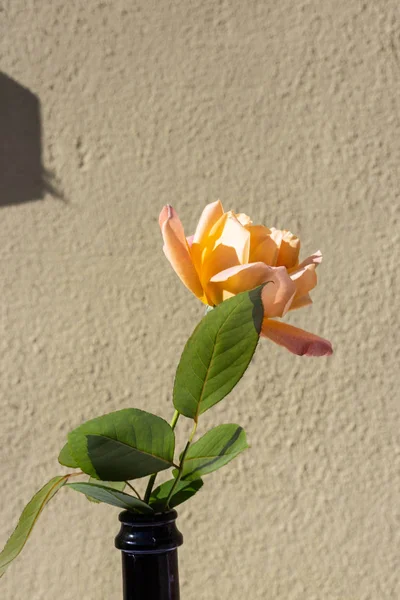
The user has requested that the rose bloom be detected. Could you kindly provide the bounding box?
[159,201,332,357]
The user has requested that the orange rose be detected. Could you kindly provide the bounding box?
[159,201,332,357]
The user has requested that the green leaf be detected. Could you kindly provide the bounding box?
[177,424,249,481]
[68,482,153,513]
[149,478,203,511]
[173,286,264,418]
[58,442,78,468]
[0,475,68,578]
[85,478,126,503]
[68,408,175,481]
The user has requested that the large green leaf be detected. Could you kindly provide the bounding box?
[68,408,175,481]
[58,442,78,468]
[173,287,264,418]
[149,478,203,511]
[85,478,126,503]
[0,475,68,578]
[68,482,153,513]
[177,424,248,481]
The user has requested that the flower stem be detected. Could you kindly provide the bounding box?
[169,409,180,431]
[143,474,156,504]
[143,409,181,504]
[165,419,197,509]
[125,481,142,500]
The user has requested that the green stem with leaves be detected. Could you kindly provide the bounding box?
[165,418,198,509]
[143,409,181,504]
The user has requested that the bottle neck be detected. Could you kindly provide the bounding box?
[115,510,183,600]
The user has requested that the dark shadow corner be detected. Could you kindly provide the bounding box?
[0,72,65,207]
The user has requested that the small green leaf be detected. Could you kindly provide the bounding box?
[85,478,126,503]
[177,424,248,480]
[68,408,175,481]
[173,287,264,419]
[149,478,203,511]
[0,476,68,578]
[68,482,153,513]
[58,443,78,468]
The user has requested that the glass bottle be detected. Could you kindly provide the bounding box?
[115,509,183,600]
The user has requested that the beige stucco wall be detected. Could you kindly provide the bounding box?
[1,1,399,598]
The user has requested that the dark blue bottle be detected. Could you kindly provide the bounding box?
[115,510,183,600]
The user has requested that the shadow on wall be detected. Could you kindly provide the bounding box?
[0,72,62,207]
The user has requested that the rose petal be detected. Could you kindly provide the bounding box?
[290,264,317,298]
[246,225,279,265]
[278,233,300,268]
[190,200,224,274]
[193,200,224,246]
[270,228,300,269]
[207,262,274,305]
[207,263,296,316]
[202,244,242,292]
[235,212,252,226]
[213,213,250,264]
[261,319,333,356]
[159,205,204,299]
[261,266,296,317]
[289,294,313,311]
[294,250,322,271]
[288,253,321,310]
[202,213,251,282]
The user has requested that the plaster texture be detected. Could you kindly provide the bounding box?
[1,1,399,598]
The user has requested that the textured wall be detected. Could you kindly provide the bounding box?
[1,1,399,598]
